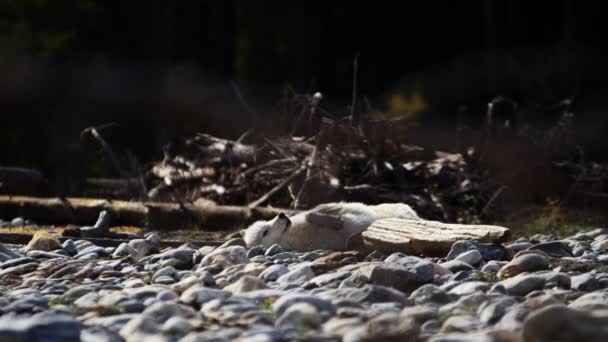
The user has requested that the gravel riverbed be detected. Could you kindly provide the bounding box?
[2,223,608,341]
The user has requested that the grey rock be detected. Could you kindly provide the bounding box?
[0,312,81,342]
[500,253,549,277]
[11,217,25,226]
[151,248,196,269]
[276,263,314,284]
[409,284,452,305]
[499,274,546,296]
[276,302,321,328]
[305,270,351,288]
[506,241,534,252]
[345,313,420,342]
[536,271,571,289]
[193,246,216,265]
[478,297,517,324]
[259,264,288,282]
[4,295,49,314]
[480,260,505,273]
[81,326,124,342]
[129,239,159,259]
[319,285,409,306]
[246,245,265,259]
[440,260,475,273]
[0,257,37,269]
[162,316,192,335]
[571,273,600,291]
[0,242,22,259]
[272,293,336,317]
[118,299,146,313]
[156,289,179,302]
[322,317,364,336]
[524,304,608,342]
[447,240,506,261]
[439,314,481,333]
[400,305,438,324]
[61,240,77,256]
[448,281,490,296]
[74,292,100,308]
[180,286,229,306]
[369,261,434,292]
[223,275,268,293]
[119,315,158,339]
[26,251,67,259]
[528,240,573,257]
[84,314,138,332]
[574,228,608,241]
[200,246,248,268]
[180,328,242,342]
[152,266,177,282]
[142,302,196,323]
[455,249,483,266]
[74,245,107,259]
[494,307,528,330]
[113,243,138,258]
[219,238,247,248]
[264,244,284,256]
[0,262,39,279]
[570,292,608,311]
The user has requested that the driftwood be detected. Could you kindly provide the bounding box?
[0,232,223,248]
[362,218,511,256]
[0,196,296,230]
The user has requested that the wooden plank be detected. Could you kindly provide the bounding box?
[362,219,511,256]
[0,232,223,249]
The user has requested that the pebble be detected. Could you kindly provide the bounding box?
[499,252,549,277]
[571,273,599,291]
[499,273,546,296]
[1,225,608,340]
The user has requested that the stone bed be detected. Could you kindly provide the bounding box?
[1,226,608,341]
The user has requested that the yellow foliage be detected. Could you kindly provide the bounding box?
[389,93,426,114]
[371,92,427,120]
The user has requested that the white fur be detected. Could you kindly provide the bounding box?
[243,202,420,251]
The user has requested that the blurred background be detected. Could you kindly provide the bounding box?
[2,1,608,231]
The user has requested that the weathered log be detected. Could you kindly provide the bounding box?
[362,218,511,256]
[0,232,223,248]
[0,196,296,230]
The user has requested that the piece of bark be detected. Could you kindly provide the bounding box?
[362,218,510,256]
[0,196,297,230]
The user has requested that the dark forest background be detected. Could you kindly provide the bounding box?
[1,0,608,196]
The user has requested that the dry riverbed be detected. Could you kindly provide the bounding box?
[1,216,608,341]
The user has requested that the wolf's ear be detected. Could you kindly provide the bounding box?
[277,212,292,232]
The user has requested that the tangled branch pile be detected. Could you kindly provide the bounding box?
[144,117,494,222]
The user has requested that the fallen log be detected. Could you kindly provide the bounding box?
[0,196,296,230]
[0,232,223,248]
[362,218,511,256]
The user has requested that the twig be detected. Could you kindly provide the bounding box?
[292,119,330,208]
[248,165,306,208]
[480,185,507,217]
[230,80,257,118]
[81,124,126,179]
[240,157,297,178]
[350,53,360,127]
